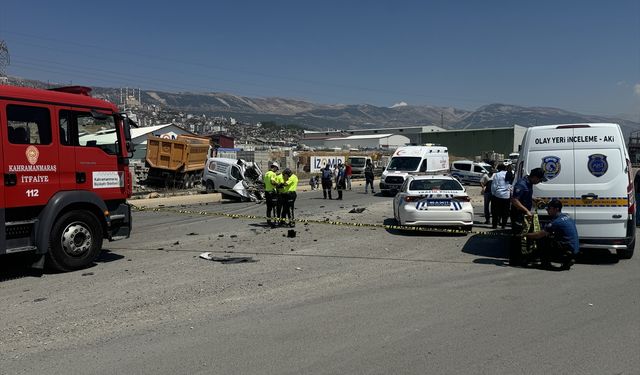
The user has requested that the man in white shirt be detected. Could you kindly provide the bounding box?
[480,168,494,225]
[491,163,511,229]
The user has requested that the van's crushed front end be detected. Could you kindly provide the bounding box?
[233,162,264,202]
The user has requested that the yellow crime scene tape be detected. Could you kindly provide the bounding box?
[129,204,513,237]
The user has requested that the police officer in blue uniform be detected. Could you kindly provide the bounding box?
[526,199,579,270]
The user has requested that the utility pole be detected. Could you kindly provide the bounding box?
[0,40,10,82]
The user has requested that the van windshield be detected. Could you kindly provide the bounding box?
[349,157,366,167]
[387,157,421,171]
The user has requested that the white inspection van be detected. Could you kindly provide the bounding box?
[380,145,449,195]
[516,123,635,259]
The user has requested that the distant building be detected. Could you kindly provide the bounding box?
[302,125,525,158]
[303,133,410,150]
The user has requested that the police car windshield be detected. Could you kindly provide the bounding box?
[387,157,421,171]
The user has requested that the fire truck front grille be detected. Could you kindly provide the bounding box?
[6,224,32,239]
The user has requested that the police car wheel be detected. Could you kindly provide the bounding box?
[47,210,104,272]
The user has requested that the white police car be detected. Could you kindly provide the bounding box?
[392,175,474,231]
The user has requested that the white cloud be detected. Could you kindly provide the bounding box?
[634,83,640,97]
[391,101,408,108]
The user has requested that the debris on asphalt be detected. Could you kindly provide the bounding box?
[295,267,302,271]
[187,232,198,236]
[230,235,237,238]
[157,248,164,251]
[199,252,258,264]
[173,241,180,245]
[218,234,224,238]
[33,297,47,302]
[287,230,296,238]
[81,272,94,276]
[349,207,366,213]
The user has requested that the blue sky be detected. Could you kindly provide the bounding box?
[1,0,639,117]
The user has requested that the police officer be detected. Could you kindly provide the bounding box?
[263,162,280,228]
[526,199,578,270]
[280,168,298,227]
[510,167,547,265]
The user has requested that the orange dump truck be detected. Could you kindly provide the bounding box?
[145,135,210,188]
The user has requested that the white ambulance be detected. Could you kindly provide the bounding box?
[516,123,635,259]
[380,145,449,195]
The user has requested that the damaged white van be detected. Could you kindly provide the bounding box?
[201,157,264,201]
[516,123,635,259]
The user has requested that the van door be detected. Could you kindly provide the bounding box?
[528,127,576,218]
[573,141,628,239]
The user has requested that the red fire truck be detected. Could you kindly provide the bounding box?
[0,84,134,271]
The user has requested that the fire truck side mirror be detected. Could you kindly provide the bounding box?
[119,113,136,156]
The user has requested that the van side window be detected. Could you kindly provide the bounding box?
[454,163,471,171]
[419,160,427,172]
[474,165,485,173]
[59,110,118,154]
[7,105,52,145]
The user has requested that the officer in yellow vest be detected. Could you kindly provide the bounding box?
[274,167,285,224]
[280,168,299,227]
[263,162,280,228]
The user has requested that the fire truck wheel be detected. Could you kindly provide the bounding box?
[47,210,104,271]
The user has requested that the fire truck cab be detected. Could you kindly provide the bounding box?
[0,84,134,271]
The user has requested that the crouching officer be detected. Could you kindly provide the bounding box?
[264,162,280,228]
[526,199,579,270]
[280,168,298,227]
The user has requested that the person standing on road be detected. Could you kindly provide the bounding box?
[510,167,547,264]
[490,164,510,229]
[364,159,375,194]
[263,162,280,228]
[274,168,285,224]
[480,168,494,225]
[526,199,578,270]
[321,164,333,199]
[345,162,353,190]
[336,163,346,200]
[280,168,299,227]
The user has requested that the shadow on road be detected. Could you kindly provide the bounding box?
[462,230,623,267]
[0,249,126,282]
[382,218,469,237]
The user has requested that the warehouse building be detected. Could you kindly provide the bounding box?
[419,125,526,158]
[302,125,525,158]
[302,133,411,150]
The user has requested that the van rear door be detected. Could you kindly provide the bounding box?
[528,126,576,218]
[572,126,628,239]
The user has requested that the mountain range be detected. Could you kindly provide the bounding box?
[7,77,640,137]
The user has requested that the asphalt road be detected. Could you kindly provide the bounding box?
[1,185,639,374]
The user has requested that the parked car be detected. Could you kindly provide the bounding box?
[392,175,474,231]
[450,160,492,185]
